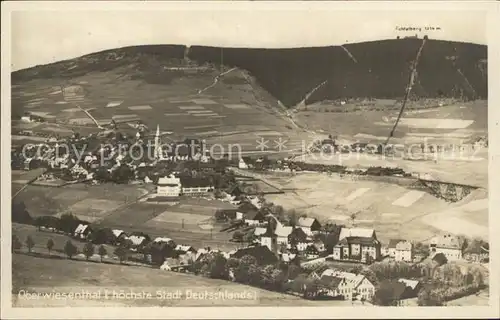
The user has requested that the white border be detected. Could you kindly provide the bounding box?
[2,1,499,319]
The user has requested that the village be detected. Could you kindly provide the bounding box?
[11,121,490,307]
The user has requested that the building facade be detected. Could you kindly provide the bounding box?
[156,175,182,197]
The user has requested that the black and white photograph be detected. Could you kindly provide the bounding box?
[1,1,499,319]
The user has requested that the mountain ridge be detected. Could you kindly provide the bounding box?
[12,38,487,107]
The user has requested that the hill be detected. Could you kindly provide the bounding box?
[12,39,487,108]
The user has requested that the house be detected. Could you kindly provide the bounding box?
[275,224,293,246]
[175,244,197,254]
[332,237,381,263]
[333,227,381,262]
[260,226,278,253]
[215,209,243,222]
[318,275,347,299]
[430,234,465,261]
[125,235,149,249]
[288,227,310,251]
[73,224,92,240]
[398,278,422,298]
[242,209,266,226]
[112,229,127,243]
[297,217,322,236]
[304,244,320,259]
[280,252,298,263]
[254,227,267,238]
[395,241,413,262]
[179,176,214,196]
[383,239,406,257]
[231,245,278,265]
[156,175,182,197]
[320,269,375,300]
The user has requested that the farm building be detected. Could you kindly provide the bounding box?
[297,217,322,236]
[73,224,92,240]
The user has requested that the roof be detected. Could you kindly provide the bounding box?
[179,176,213,188]
[396,241,412,251]
[157,175,181,185]
[388,239,406,248]
[175,244,195,252]
[112,229,125,238]
[154,237,174,243]
[74,224,89,234]
[244,209,265,221]
[398,278,420,290]
[231,245,278,265]
[275,225,293,238]
[336,236,379,247]
[319,275,344,289]
[432,234,464,250]
[254,227,267,236]
[290,227,309,242]
[238,202,259,213]
[298,217,320,228]
[126,235,147,246]
[339,228,375,240]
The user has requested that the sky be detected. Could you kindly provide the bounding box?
[8,2,490,71]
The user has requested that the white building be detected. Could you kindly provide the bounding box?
[430,234,464,261]
[395,241,413,262]
[238,158,248,169]
[321,269,375,301]
[156,175,182,197]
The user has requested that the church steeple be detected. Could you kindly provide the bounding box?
[154,124,162,160]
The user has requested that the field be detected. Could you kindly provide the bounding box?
[94,198,241,251]
[12,183,149,219]
[10,67,315,158]
[264,172,489,243]
[12,252,351,307]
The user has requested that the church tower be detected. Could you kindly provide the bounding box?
[154,124,162,160]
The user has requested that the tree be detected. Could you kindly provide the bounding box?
[114,244,129,264]
[46,239,54,255]
[359,267,379,287]
[25,236,35,253]
[287,264,302,280]
[417,287,444,306]
[64,240,78,259]
[234,255,258,284]
[98,245,107,262]
[208,253,229,280]
[12,235,22,253]
[83,242,95,261]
